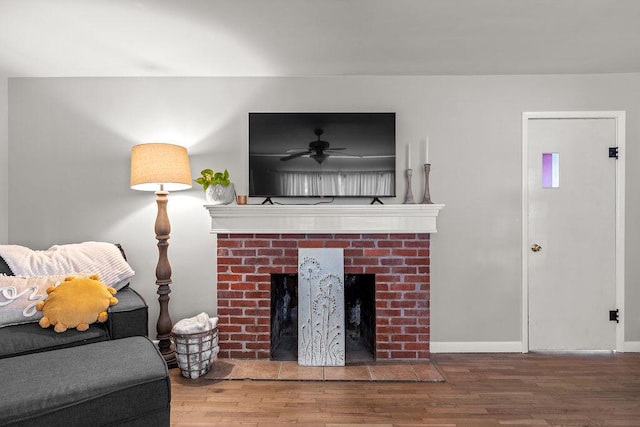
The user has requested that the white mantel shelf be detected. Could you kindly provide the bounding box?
[206,204,444,234]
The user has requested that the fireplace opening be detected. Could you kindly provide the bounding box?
[270,273,376,363]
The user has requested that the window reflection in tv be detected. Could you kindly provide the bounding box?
[249,113,396,198]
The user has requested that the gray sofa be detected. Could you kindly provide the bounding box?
[0,244,148,359]
[0,244,171,426]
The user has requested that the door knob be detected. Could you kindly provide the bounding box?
[531,244,542,252]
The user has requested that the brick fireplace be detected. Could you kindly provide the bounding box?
[216,232,431,360]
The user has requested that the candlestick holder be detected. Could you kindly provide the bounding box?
[422,163,433,204]
[404,168,415,204]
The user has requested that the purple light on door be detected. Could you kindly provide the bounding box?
[542,153,559,188]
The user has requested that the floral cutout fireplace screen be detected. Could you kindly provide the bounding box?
[298,248,345,366]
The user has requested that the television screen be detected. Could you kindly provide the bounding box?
[249,112,396,199]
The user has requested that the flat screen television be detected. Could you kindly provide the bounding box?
[249,112,396,200]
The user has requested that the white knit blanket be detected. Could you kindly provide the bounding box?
[0,242,135,289]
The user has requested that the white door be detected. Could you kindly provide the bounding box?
[524,112,625,351]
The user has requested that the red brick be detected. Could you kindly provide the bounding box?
[220,341,243,350]
[244,308,269,317]
[375,300,390,310]
[388,283,417,291]
[390,300,419,309]
[377,291,402,300]
[377,240,403,248]
[376,274,399,283]
[218,307,243,316]
[245,325,270,333]
[401,292,428,300]
[389,317,418,326]
[229,282,256,291]
[376,326,403,334]
[216,282,230,291]
[361,233,390,240]
[244,291,270,299]
[376,342,402,350]
[218,257,243,265]
[230,333,258,342]
[228,233,256,239]
[256,316,270,324]
[393,266,418,274]
[299,240,324,248]
[403,275,428,283]
[217,273,242,282]
[272,240,298,248]
[246,342,270,350]
[257,265,284,274]
[232,299,258,308]
[256,248,284,256]
[392,248,418,257]
[245,257,271,265]
[351,257,379,266]
[404,343,429,351]
[376,308,401,317]
[405,326,429,334]
[246,274,271,283]
[395,334,418,342]
[227,316,257,325]
[390,351,418,358]
[217,239,242,248]
[273,257,297,265]
[351,240,376,248]
[404,240,429,248]
[220,325,242,334]
[325,240,350,248]
[364,248,391,257]
[381,258,403,266]
[404,309,430,318]
[344,249,364,257]
[217,291,245,299]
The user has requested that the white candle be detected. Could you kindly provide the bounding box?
[424,137,429,164]
[406,144,411,169]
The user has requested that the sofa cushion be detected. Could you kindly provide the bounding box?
[0,321,109,359]
[0,336,170,426]
[107,286,149,339]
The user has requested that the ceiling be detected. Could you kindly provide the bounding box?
[1,0,639,78]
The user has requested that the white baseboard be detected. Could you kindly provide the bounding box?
[431,341,640,353]
[430,341,523,353]
[624,341,640,352]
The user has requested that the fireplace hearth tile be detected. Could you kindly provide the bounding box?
[230,360,280,380]
[277,361,324,380]
[204,359,445,382]
[324,364,371,381]
[369,363,420,381]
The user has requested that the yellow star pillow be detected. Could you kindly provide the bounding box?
[35,275,118,333]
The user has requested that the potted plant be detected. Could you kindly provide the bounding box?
[194,169,235,205]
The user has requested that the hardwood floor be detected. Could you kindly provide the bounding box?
[170,352,640,426]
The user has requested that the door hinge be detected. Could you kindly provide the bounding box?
[609,147,619,159]
[609,309,619,323]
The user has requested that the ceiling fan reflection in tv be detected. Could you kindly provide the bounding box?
[279,128,360,164]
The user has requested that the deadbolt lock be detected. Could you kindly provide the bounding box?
[531,244,542,252]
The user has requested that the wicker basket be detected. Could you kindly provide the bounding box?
[172,327,219,379]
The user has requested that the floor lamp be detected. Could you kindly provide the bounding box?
[130,143,192,368]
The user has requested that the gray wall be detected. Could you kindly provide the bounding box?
[0,77,7,244]
[7,75,640,347]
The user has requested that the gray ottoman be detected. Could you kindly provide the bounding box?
[0,336,170,426]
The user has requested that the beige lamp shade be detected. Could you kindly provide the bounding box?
[130,143,192,192]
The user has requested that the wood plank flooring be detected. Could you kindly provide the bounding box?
[170,352,640,426]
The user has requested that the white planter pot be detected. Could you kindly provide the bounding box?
[205,183,235,205]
